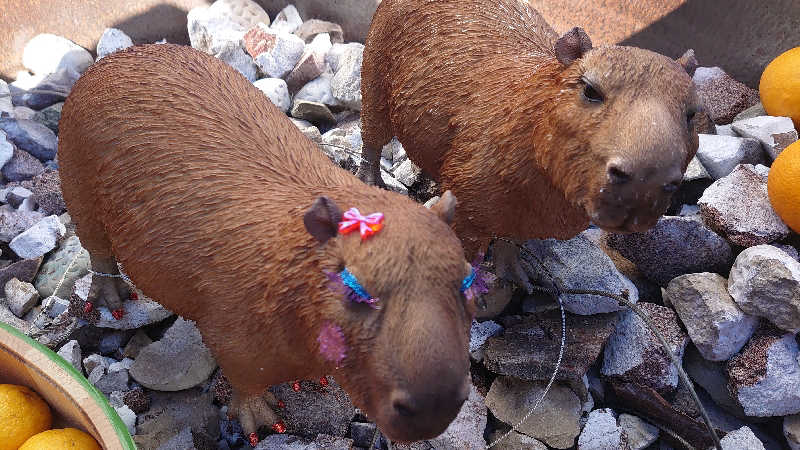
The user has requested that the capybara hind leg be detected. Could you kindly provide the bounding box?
[356,145,386,188]
[88,255,130,312]
[229,390,279,436]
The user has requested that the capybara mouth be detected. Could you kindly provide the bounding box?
[589,207,659,234]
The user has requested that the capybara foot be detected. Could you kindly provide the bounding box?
[88,256,130,312]
[492,239,535,293]
[229,391,280,438]
[355,147,387,189]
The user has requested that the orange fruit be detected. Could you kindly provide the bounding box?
[18,428,101,450]
[0,384,52,450]
[760,46,800,128]
[768,139,800,233]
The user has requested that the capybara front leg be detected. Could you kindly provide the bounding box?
[88,255,130,312]
[492,238,537,293]
[229,390,280,439]
[356,144,387,188]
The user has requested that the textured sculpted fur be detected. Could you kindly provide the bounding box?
[59,44,474,442]
[359,0,701,270]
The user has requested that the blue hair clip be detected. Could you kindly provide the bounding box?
[461,268,477,293]
[326,268,380,309]
[461,255,489,300]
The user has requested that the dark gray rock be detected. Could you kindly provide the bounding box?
[2,148,45,182]
[268,377,355,437]
[133,389,220,450]
[0,118,57,161]
[31,102,62,134]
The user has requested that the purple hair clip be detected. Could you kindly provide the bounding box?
[325,268,381,309]
[462,253,489,301]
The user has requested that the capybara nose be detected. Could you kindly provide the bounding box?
[388,378,469,439]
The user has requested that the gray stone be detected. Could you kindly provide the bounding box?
[156,427,196,450]
[270,4,303,34]
[94,294,174,330]
[22,34,93,75]
[34,235,90,299]
[290,118,322,143]
[256,434,353,450]
[41,295,69,319]
[698,164,790,247]
[0,80,12,117]
[380,169,408,195]
[0,301,28,332]
[99,331,127,355]
[577,408,629,450]
[523,234,639,315]
[426,384,486,449]
[488,431,547,449]
[134,390,219,450]
[475,275,513,320]
[619,414,658,450]
[785,415,800,450]
[130,318,217,391]
[716,124,738,136]
[0,257,42,290]
[0,205,43,243]
[217,45,259,82]
[485,377,581,449]
[87,365,105,384]
[684,346,745,417]
[696,134,764,178]
[285,34,330,93]
[295,19,344,44]
[12,107,36,120]
[82,353,111,375]
[123,330,153,359]
[94,368,130,394]
[683,156,711,182]
[9,215,65,259]
[4,277,39,318]
[208,0,270,30]
[31,102,62,135]
[325,42,364,73]
[728,245,800,333]
[330,45,363,110]
[96,28,134,59]
[2,185,34,204]
[188,4,245,55]
[290,100,336,126]
[469,320,502,361]
[295,72,338,106]
[733,102,767,122]
[114,404,137,436]
[608,216,732,286]
[247,24,306,78]
[665,273,758,361]
[731,116,798,160]
[18,67,77,110]
[392,158,422,187]
[381,136,406,163]
[0,131,14,169]
[720,426,766,450]
[602,303,688,394]
[728,331,800,417]
[268,377,355,437]
[0,118,57,161]
[56,340,82,372]
[253,78,290,112]
[1,148,45,182]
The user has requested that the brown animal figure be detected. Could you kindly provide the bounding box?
[58,44,476,443]
[358,0,701,286]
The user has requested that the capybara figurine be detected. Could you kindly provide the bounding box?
[358,0,701,287]
[59,44,480,443]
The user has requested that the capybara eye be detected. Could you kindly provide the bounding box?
[686,109,697,127]
[581,80,604,103]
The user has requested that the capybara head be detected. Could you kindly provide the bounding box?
[303,191,476,442]
[539,28,700,233]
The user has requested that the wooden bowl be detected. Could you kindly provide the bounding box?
[0,322,136,449]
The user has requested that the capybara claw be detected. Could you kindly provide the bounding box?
[229,392,280,436]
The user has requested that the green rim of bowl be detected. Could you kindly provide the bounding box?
[0,321,137,449]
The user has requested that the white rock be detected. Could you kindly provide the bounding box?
[0,81,12,117]
[295,72,338,106]
[321,126,363,167]
[23,34,93,76]
[720,426,766,450]
[12,107,36,121]
[469,320,502,361]
[381,137,406,163]
[696,134,763,179]
[427,384,487,450]
[83,353,110,374]
[716,124,738,137]
[56,340,82,372]
[4,278,40,318]
[785,414,800,450]
[728,245,800,333]
[96,28,134,59]
[392,158,422,187]
[11,71,46,91]
[109,357,134,373]
[307,32,333,57]
[253,78,291,112]
[693,66,726,85]
[9,215,66,259]
[577,409,628,450]
[381,169,408,195]
[732,334,800,417]
[42,295,69,319]
[216,45,259,82]
[683,155,711,182]
[666,273,759,361]
[331,45,363,110]
[270,4,303,34]
[187,6,258,81]
[207,0,270,29]
[94,296,174,330]
[619,414,658,450]
[249,25,305,78]
[325,42,364,73]
[114,404,137,436]
[731,116,798,160]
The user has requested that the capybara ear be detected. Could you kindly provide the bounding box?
[676,49,698,77]
[554,27,593,67]
[430,190,458,225]
[304,196,343,244]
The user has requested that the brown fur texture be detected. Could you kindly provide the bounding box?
[58,44,474,442]
[359,0,700,258]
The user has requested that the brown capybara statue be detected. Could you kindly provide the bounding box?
[358,0,701,287]
[58,44,481,443]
